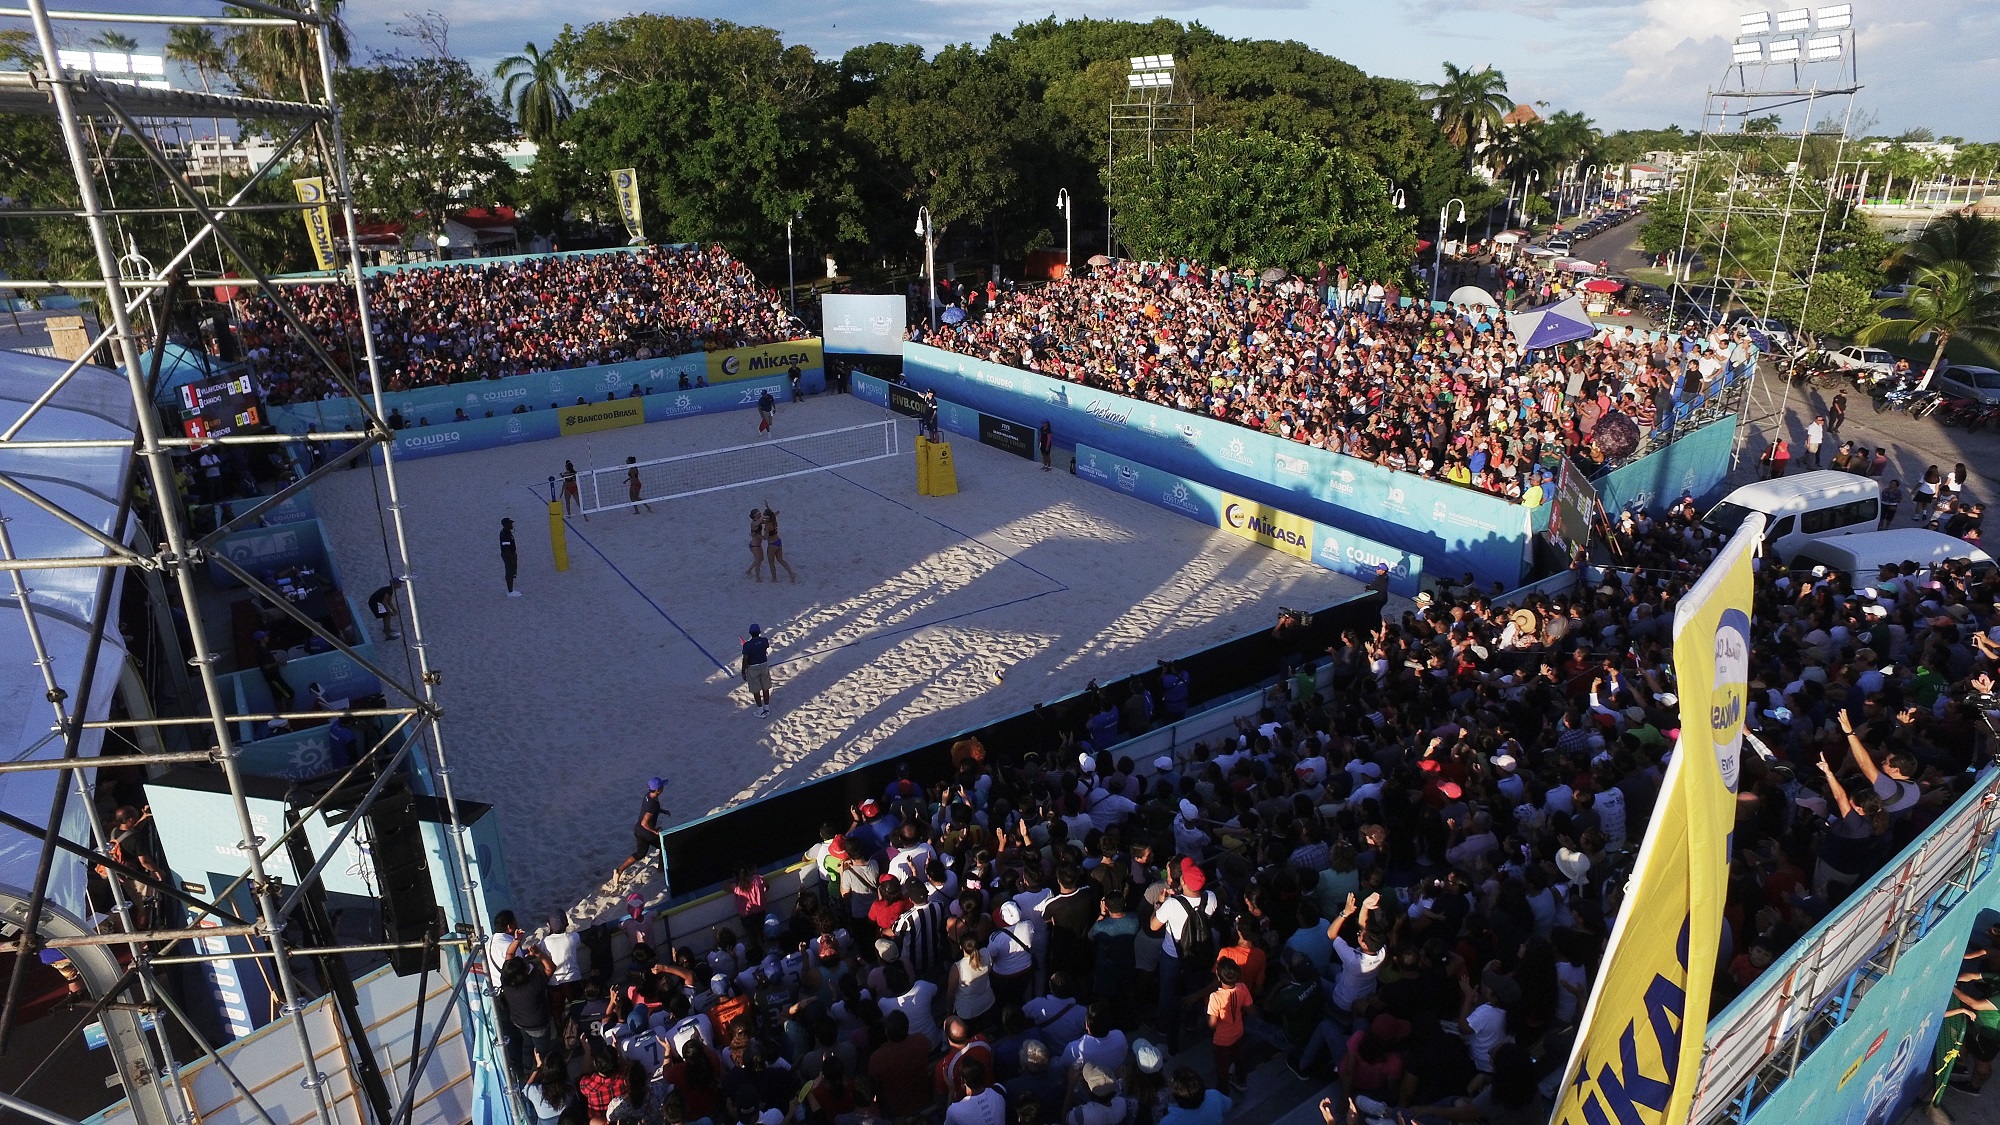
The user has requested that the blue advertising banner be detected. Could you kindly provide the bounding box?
[1594,414,1739,517]
[206,519,333,587]
[1075,444,1423,596]
[270,340,825,437]
[904,344,1518,586]
[365,375,795,463]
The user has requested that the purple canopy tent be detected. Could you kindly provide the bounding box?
[1512,295,1600,351]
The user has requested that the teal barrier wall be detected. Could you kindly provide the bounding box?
[1594,414,1740,517]
[206,518,333,588]
[901,343,1530,587]
[1074,443,1423,595]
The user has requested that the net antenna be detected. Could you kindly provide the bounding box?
[575,419,900,514]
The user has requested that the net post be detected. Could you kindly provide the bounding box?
[548,500,569,572]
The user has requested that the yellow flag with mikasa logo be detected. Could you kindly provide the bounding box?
[292,177,337,270]
[610,168,645,242]
[1551,511,1760,1125]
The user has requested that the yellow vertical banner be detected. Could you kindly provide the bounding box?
[610,168,645,242]
[1551,512,1760,1125]
[547,500,569,572]
[292,177,337,271]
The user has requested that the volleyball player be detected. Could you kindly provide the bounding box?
[762,505,796,583]
[625,455,654,514]
[560,459,587,520]
[745,508,767,581]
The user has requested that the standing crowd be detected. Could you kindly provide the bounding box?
[240,246,795,404]
[917,259,1759,498]
[483,486,1995,1125]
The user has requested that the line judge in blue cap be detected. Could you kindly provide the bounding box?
[612,775,670,885]
[741,624,774,717]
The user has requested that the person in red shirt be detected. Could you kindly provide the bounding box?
[1208,957,1253,1093]
[1214,926,1267,999]
[869,875,914,934]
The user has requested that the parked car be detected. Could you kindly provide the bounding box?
[1935,364,2000,405]
[1546,236,1572,255]
[1827,345,1898,377]
[1726,312,1795,350]
[1871,283,1914,302]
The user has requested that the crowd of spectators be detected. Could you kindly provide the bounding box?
[239,246,796,405]
[484,491,1994,1125]
[917,260,1760,497]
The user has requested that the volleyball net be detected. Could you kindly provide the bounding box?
[575,419,899,514]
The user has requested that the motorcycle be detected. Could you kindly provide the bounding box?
[1967,402,2000,434]
[1908,389,1946,418]
[1933,397,1982,427]
[1874,383,1931,413]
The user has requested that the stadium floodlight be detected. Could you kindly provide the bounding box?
[1816,3,1852,28]
[1128,54,1176,71]
[1739,12,1772,35]
[1807,33,1844,59]
[129,55,165,77]
[1775,7,1811,30]
[1768,37,1803,60]
[1732,41,1765,63]
[1127,72,1172,88]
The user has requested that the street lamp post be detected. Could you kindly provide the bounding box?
[1431,197,1467,305]
[915,206,937,333]
[786,212,799,313]
[1055,189,1072,273]
[1582,164,1598,212]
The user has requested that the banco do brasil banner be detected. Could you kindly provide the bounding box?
[558,398,644,436]
[707,340,824,385]
[1075,444,1423,595]
[1552,511,1760,1125]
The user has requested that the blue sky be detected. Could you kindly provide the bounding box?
[28,1,2000,139]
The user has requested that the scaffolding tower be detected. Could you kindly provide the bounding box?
[0,4,505,1125]
[1666,4,1863,465]
[1106,54,1194,258]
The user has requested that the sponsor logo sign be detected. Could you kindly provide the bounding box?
[558,398,644,437]
[1219,492,1314,561]
[887,383,927,419]
[707,339,823,385]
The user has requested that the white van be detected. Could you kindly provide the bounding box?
[1701,470,1882,562]
[1787,528,1994,580]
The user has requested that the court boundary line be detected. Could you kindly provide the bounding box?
[532,418,1075,677]
[529,485,732,673]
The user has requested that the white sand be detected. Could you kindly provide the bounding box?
[310,393,1366,920]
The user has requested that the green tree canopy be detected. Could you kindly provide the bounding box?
[1109,129,1414,276]
[334,52,517,239]
[543,16,861,265]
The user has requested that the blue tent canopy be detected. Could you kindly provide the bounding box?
[1514,295,1600,351]
[143,341,220,404]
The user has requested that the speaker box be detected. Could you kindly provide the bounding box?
[365,787,440,976]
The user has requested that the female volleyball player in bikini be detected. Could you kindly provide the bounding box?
[625,456,654,514]
[762,506,796,583]
[744,509,767,581]
[561,460,586,520]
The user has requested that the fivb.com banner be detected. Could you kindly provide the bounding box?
[903,343,1519,587]
[1552,511,1759,1125]
[1075,444,1423,595]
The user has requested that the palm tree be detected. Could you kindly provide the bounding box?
[1883,212,2000,282]
[494,42,572,144]
[224,0,349,102]
[1855,261,2000,389]
[166,26,228,143]
[89,31,140,53]
[1417,63,1512,155]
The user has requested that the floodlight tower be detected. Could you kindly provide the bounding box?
[1106,54,1194,256]
[1666,5,1862,465]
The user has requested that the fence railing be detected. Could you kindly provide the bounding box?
[1688,765,2000,1125]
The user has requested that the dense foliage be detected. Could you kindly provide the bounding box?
[1110,131,1415,275]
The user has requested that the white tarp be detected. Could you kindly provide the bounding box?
[0,350,138,918]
